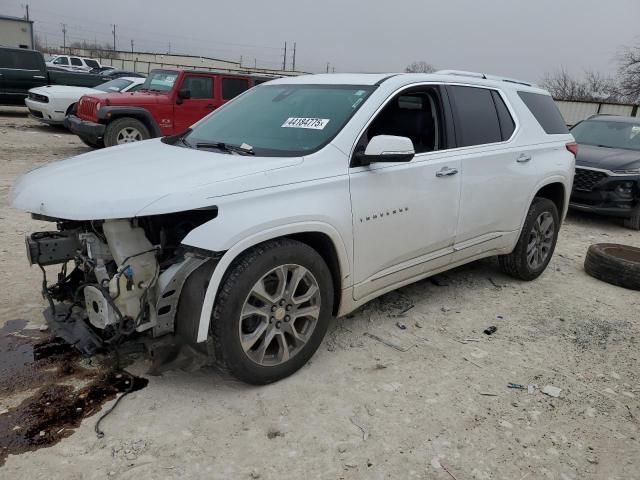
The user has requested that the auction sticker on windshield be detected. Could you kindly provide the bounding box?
[282,118,330,129]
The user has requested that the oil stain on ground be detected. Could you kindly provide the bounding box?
[0,320,148,466]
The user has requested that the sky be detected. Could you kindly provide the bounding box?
[3,0,639,82]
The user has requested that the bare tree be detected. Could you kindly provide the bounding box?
[542,68,621,103]
[405,61,436,73]
[617,45,640,103]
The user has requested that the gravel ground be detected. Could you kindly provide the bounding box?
[1,108,639,479]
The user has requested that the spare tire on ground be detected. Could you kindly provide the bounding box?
[584,243,640,291]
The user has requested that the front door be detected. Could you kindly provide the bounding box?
[174,74,215,132]
[349,86,461,301]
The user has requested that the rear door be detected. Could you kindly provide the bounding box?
[173,74,215,132]
[221,76,250,105]
[446,85,533,261]
[0,49,46,105]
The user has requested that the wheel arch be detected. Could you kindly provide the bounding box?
[98,107,162,137]
[535,181,566,219]
[189,222,351,343]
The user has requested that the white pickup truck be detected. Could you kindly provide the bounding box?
[11,70,575,384]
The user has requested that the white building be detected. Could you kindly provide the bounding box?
[0,14,34,49]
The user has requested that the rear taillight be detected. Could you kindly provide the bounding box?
[566,142,578,158]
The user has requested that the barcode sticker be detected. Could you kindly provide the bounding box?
[282,117,330,129]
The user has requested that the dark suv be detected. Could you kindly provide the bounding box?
[569,115,640,230]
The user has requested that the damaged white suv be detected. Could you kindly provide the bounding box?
[11,71,575,384]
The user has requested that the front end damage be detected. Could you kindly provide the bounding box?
[27,210,219,357]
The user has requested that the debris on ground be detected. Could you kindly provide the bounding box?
[395,322,407,330]
[507,383,526,390]
[349,415,369,440]
[479,392,498,396]
[363,332,414,352]
[541,385,562,398]
[483,326,497,335]
[528,384,538,394]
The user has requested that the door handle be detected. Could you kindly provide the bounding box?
[33,75,46,79]
[517,153,532,163]
[436,167,459,177]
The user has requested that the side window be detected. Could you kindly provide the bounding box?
[518,91,569,134]
[182,75,214,99]
[491,91,515,140]
[448,86,502,147]
[84,59,99,69]
[70,57,83,66]
[127,83,143,92]
[10,51,41,70]
[222,78,249,100]
[359,87,445,154]
[54,56,69,65]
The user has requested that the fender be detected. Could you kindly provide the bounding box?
[97,106,163,137]
[192,221,352,343]
[518,174,569,235]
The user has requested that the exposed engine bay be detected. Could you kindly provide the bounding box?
[27,210,218,355]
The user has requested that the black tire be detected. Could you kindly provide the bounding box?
[623,206,640,231]
[584,243,640,290]
[499,198,560,280]
[104,117,150,147]
[211,239,334,385]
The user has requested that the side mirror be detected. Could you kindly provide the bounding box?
[177,88,191,103]
[355,135,415,166]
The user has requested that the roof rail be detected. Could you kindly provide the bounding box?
[436,69,535,87]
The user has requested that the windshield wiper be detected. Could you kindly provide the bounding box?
[195,142,254,155]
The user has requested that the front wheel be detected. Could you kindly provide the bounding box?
[499,198,559,280]
[623,206,640,231]
[211,239,334,385]
[104,117,150,147]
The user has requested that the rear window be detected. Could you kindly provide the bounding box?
[70,57,83,66]
[518,91,568,134]
[222,78,249,100]
[448,85,502,147]
[0,49,42,70]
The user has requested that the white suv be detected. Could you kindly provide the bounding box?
[46,54,102,72]
[11,70,576,384]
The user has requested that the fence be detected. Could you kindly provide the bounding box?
[556,100,640,126]
[46,47,303,78]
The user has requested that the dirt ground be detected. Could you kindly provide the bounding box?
[1,107,639,479]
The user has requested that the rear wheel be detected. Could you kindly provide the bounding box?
[499,198,559,280]
[211,239,333,385]
[104,117,150,147]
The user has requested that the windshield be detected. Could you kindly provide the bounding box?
[571,120,640,152]
[184,84,375,156]
[94,78,133,93]
[141,70,179,92]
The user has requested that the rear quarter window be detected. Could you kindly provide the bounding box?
[518,91,568,134]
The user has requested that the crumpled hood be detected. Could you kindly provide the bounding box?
[10,139,302,220]
[576,144,640,171]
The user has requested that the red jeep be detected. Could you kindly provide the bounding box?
[65,69,271,148]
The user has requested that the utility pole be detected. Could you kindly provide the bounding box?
[130,39,134,53]
[292,42,296,71]
[111,24,116,51]
[25,4,35,50]
[61,23,67,51]
[326,62,330,73]
[254,58,257,69]
[239,55,243,67]
[282,41,287,71]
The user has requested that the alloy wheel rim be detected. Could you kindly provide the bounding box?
[526,211,555,270]
[116,127,142,144]
[239,264,321,366]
